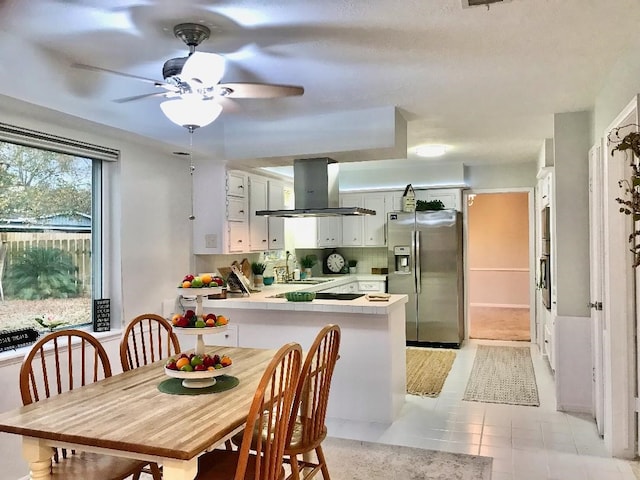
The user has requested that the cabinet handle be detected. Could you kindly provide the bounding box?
[262,239,267,242]
[239,210,244,214]
[238,239,243,243]
[272,238,277,242]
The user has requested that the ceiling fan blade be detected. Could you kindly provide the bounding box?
[217,82,304,99]
[113,91,170,104]
[71,62,167,87]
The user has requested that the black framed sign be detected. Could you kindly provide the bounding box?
[93,298,111,332]
[0,328,39,352]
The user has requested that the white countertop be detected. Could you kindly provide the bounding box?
[200,274,407,314]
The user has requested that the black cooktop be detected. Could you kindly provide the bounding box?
[314,293,365,300]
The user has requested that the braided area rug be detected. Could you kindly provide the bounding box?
[406,347,457,397]
[463,345,539,406]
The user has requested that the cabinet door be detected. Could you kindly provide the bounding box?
[317,217,341,247]
[228,221,248,252]
[358,281,386,292]
[227,197,247,221]
[249,176,269,251]
[227,171,247,198]
[363,194,386,246]
[341,194,363,246]
[268,180,286,250]
[416,188,461,211]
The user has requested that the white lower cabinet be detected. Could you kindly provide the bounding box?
[358,281,386,293]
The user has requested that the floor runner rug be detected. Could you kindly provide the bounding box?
[463,345,540,406]
[406,347,456,397]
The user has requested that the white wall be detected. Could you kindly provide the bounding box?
[0,98,194,477]
[465,162,537,189]
[553,111,591,317]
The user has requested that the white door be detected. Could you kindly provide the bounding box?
[602,95,638,457]
[588,142,605,436]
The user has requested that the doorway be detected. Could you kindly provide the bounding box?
[465,191,531,341]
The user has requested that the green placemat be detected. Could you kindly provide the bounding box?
[158,375,239,395]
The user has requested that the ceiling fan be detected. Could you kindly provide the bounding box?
[72,22,304,106]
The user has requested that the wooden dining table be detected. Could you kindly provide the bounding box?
[0,346,276,480]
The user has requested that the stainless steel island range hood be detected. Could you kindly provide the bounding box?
[255,157,376,217]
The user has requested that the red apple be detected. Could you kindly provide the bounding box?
[183,274,195,282]
[166,361,177,370]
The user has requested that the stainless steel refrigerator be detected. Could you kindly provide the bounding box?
[387,210,464,347]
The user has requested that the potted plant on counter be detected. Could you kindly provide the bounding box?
[348,259,358,274]
[251,262,266,288]
[300,255,317,278]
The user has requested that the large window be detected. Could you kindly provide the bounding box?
[0,124,116,335]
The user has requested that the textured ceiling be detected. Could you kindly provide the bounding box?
[0,0,639,170]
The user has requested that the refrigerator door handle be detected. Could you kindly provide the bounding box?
[414,230,421,294]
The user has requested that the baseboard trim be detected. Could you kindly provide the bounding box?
[469,303,529,309]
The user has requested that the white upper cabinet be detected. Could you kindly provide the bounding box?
[341,193,387,247]
[415,188,462,211]
[227,171,247,198]
[341,194,364,246]
[317,216,342,247]
[193,166,249,254]
[249,175,269,251]
[363,194,386,246]
[267,180,286,250]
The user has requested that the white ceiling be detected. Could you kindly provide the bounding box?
[1,0,639,171]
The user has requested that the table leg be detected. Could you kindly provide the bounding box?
[162,457,198,480]
[22,437,51,480]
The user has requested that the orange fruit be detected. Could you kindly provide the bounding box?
[171,313,181,325]
[182,280,191,288]
[176,357,190,369]
[216,315,228,326]
[201,273,213,284]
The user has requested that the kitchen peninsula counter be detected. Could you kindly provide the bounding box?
[185,276,407,424]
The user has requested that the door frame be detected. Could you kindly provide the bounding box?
[588,141,605,436]
[462,187,536,343]
[602,95,638,458]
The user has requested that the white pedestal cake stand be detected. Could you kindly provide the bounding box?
[176,287,226,355]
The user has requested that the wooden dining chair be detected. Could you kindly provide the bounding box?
[120,313,181,372]
[231,324,341,480]
[20,329,161,480]
[195,342,303,480]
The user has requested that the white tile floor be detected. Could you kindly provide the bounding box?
[325,339,637,480]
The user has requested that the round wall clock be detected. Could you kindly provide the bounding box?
[325,250,346,274]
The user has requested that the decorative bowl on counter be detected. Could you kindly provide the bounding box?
[263,276,275,286]
[284,291,316,302]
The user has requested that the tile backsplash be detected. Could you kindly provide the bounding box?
[294,247,388,276]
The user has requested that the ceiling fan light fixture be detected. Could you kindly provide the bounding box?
[182,52,226,87]
[415,144,448,158]
[160,95,223,129]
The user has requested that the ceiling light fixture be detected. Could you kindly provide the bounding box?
[415,144,448,158]
[160,94,223,130]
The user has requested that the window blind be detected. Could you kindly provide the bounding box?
[0,122,119,162]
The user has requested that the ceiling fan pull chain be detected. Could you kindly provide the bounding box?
[189,128,196,221]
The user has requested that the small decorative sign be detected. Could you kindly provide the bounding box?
[402,184,416,212]
[93,298,111,332]
[0,328,39,352]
